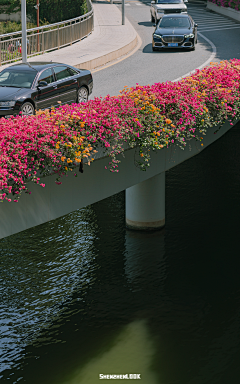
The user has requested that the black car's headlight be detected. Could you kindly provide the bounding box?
[184,33,194,38]
[0,101,16,107]
[153,33,162,39]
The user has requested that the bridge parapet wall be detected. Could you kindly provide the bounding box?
[0,119,238,239]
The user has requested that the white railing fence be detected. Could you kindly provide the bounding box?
[0,0,93,65]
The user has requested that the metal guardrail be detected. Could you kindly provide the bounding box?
[0,0,93,65]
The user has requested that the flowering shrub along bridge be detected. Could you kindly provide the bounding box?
[0,60,240,238]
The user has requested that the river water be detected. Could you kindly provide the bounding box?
[1,121,240,384]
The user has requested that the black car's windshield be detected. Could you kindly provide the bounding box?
[159,17,190,28]
[0,70,36,88]
[156,0,183,3]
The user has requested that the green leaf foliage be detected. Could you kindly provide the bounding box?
[0,0,89,23]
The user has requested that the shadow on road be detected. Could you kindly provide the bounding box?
[138,21,154,27]
[92,0,109,3]
[142,43,196,53]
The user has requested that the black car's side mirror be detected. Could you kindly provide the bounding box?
[37,81,48,90]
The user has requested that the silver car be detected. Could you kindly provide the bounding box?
[150,0,188,24]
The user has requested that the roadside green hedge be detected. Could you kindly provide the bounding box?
[0,0,89,24]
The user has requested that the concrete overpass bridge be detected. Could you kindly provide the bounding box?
[0,120,237,239]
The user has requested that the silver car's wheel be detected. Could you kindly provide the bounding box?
[77,87,89,103]
[21,102,35,116]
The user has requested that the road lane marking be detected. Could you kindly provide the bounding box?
[189,12,232,17]
[190,16,237,21]
[188,9,209,13]
[198,22,239,27]
[188,8,240,32]
[190,15,237,19]
[189,12,223,16]
[190,15,234,19]
[199,25,240,32]
[188,8,208,10]
[172,32,216,82]
[194,20,238,25]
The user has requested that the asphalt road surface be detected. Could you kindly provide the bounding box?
[91,0,240,98]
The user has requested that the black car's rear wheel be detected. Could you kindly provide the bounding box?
[21,102,35,116]
[77,86,89,103]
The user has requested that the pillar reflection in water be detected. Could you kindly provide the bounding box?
[124,228,166,294]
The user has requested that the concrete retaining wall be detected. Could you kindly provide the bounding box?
[76,35,138,71]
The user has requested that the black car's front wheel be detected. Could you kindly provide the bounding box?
[21,102,35,116]
[77,87,89,103]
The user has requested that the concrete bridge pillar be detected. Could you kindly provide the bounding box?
[126,172,165,230]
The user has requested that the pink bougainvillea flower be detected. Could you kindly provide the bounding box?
[0,59,239,202]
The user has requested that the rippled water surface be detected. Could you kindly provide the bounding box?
[1,122,240,384]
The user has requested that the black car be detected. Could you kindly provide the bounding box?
[0,62,93,117]
[152,14,197,51]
